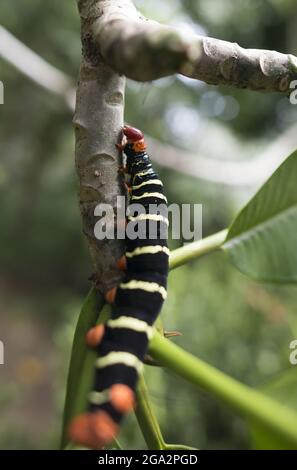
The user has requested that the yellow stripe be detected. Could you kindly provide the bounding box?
[108,316,153,339]
[131,192,167,202]
[135,169,154,177]
[128,214,169,225]
[96,351,143,373]
[126,245,170,258]
[88,390,109,406]
[120,280,167,300]
[132,179,163,190]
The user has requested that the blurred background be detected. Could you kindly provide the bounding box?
[1,0,297,449]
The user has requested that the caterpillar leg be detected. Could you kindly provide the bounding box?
[117,255,127,272]
[105,287,117,304]
[124,182,132,193]
[68,410,119,450]
[104,256,127,305]
[86,324,105,349]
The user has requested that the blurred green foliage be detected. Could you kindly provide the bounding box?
[0,0,297,449]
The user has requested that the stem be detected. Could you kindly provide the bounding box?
[164,444,198,450]
[135,318,192,450]
[149,332,297,448]
[135,374,166,450]
[169,229,227,270]
[107,438,123,450]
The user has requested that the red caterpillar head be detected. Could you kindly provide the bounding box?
[123,126,143,142]
[122,126,146,152]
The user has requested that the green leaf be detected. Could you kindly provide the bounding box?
[223,150,297,283]
[248,368,297,449]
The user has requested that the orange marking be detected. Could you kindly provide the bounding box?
[110,384,135,414]
[116,256,127,271]
[105,287,117,304]
[91,411,119,448]
[133,139,147,152]
[86,324,105,348]
[68,413,101,449]
[68,411,118,450]
[124,182,132,193]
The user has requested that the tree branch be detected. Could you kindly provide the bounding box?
[91,0,297,92]
[3,25,297,189]
[75,0,126,293]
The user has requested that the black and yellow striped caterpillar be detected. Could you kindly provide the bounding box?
[69,126,169,449]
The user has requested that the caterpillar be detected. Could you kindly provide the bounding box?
[69,126,169,449]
